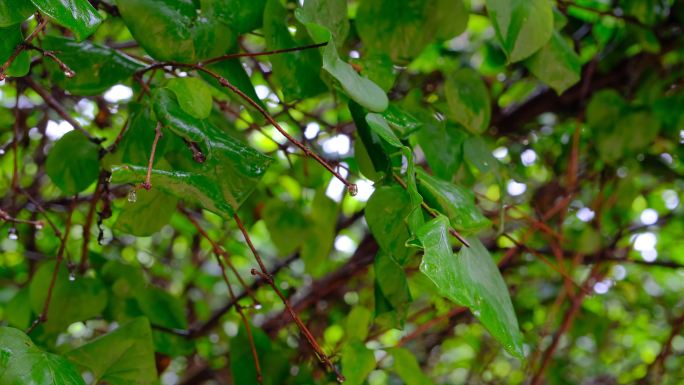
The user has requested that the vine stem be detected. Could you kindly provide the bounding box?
[26,197,76,334]
[141,122,162,190]
[0,17,49,80]
[232,213,345,383]
[201,42,327,66]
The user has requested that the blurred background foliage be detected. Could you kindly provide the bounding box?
[1,0,684,384]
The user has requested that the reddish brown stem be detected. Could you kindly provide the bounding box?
[141,122,162,190]
[201,42,327,66]
[80,173,106,272]
[233,213,345,383]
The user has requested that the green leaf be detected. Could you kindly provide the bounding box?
[30,0,103,41]
[46,130,100,195]
[0,0,35,27]
[365,113,402,148]
[262,199,309,255]
[231,324,291,385]
[108,102,168,166]
[116,0,235,61]
[66,318,156,385]
[166,77,213,119]
[341,341,376,385]
[135,288,193,357]
[6,287,32,330]
[29,262,108,334]
[356,0,468,62]
[389,348,435,385]
[295,0,349,49]
[417,120,467,180]
[382,104,423,138]
[485,0,553,62]
[463,136,499,175]
[417,217,524,358]
[320,38,388,112]
[204,59,265,111]
[416,168,490,233]
[525,31,582,94]
[114,188,178,236]
[111,89,271,218]
[346,307,372,341]
[374,252,411,327]
[263,0,326,101]
[41,36,145,95]
[445,68,491,134]
[301,189,338,277]
[350,102,391,176]
[0,25,30,77]
[0,327,85,385]
[365,185,414,264]
[204,0,267,34]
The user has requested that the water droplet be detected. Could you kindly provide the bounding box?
[254,303,262,310]
[0,149,5,155]
[68,272,76,281]
[7,228,18,240]
[127,189,137,203]
[35,222,44,230]
[64,69,76,78]
[347,183,358,196]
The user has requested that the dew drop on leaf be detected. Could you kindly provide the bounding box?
[7,228,18,240]
[127,189,137,203]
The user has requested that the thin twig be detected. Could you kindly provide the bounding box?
[141,122,162,190]
[233,213,345,383]
[201,42,327,66]
[0,17,48,80]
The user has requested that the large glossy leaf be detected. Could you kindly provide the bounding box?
[417,120,467,180]
[416,168,490,233]
[365,113,402,148]
[116,0,234,62]
[341,341,376,385]
[525,31,582,94]
[350,102,392,176]
[30,0,103,41]
[356,0,468,62]
[41,36,144,95]
[445,68,491,134]
[205,0,267,34]
[45,130,100,195]
[29,262,108,334]
[389,348,435,385]
[485,0,553,62]
[66,318,156,385]
[0,327,85,385]
[111,89,271,218]
[0,25,30,77]
[365,185,414,264]
[295,0,348,49]
[114,189,178,236]
[0,0,34,27]
[166,77,213,119]
[417,217,524,358]
[263,0,326,101]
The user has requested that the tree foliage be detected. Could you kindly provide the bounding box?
[1,0,684,384]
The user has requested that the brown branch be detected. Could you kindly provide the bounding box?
[79,172,106,273]
[233,213,345,383]
[640,311,684,384]
[201,42,328,66]
[141,122,162,190]
[26,197,76,334]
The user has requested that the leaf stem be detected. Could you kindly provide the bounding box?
[141,122,162,190]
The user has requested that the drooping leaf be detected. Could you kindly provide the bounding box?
[416,168,490,233]
[29,262,108,334]
[45,130,100,195]
[166,77,214,119]
[382,104,423,138]
[41,36,145,95]
[350,102,392,176]
[341,341,376,385]
[301,189,338,277]
[374,252,411,327]
[30,0,103,41]
[0,327,85,385]
[525,31,582,94]
[356,0,468,62]
[66,318,156,385]
[485,0,553,62]
[389,348,435,385]
[417,217,524,358]
[0,25,30,77]
[346,307,372,341]
[295,0,349,49]
[263,0,326,101]
[116,0,235,61]
[417,120,467,180]
[0,0,34,27]
[365,113,402,148]
[365,185,414,264]
[111,89,272,218]
[445,68,491,134]
[114,188,178,237]
[6,287,32,330]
